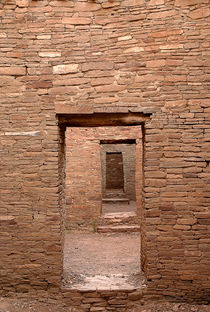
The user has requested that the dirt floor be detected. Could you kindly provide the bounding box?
[102,201,137,215]
[0,297,209,312]
[63,232,143,290]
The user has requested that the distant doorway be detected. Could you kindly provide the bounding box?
[106,152,124,190]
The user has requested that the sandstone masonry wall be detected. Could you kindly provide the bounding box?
[0,0,209,302]
[104,150,124,190]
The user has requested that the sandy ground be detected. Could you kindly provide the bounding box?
[102,201,136,215]
[63,232,142,290]
[64,232,140,275]
[0,297,209,312]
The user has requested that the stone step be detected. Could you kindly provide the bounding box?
[103,193,127,199]
[103,189,126,199]
[102,198,130,204]
[99,212,139,226]
[103,211,137,219]
[97,224,140,233]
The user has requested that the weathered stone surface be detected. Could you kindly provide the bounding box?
[188,7,210,19]
[118,35,132,41]
[128,290,143,300]
[62,17,91,25]
[177,218,197,225]
[37,34,51,40]
[122,0,143,6]
[81,62,113,72]
[146,60,165,67]
[148,0,164,5]
[53,64,79,74]
[0,67,26,75]
[28,80,52,89]
[124,47,144,53]
[39,52,61,58]
[175,0,208,6]
[74,2,101,11]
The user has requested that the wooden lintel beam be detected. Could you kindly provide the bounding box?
[58,113,150,127]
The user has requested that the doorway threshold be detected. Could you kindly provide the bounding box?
[62,272,146,291]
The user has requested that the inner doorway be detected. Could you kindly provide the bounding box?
[100,140,137,217]
[106,152,124,190]
[58,113,149,291]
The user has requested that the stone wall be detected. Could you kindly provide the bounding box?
[105,151,124,190]
[65,127,102,229]
[0,0,209,303]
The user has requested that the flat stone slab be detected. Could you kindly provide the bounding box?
[99,211,139,226]
[102,211,137,219]
[102,198,130,204]
[97,225,140,233]
[63,273,144,291]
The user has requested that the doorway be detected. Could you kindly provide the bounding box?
[57,113,149,291]
[100,140,137,219]
[106,152,124,190]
